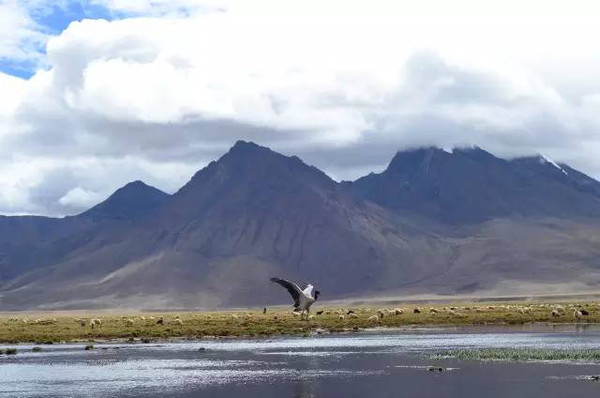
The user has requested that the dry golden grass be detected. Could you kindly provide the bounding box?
[0,300,598,343]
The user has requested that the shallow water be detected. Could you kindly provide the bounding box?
[1,326,600,397]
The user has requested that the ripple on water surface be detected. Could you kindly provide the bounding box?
[1,328,600,398]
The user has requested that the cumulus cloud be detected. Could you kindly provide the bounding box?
[2,0,600,215]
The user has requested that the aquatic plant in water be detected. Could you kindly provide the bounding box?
[431,348,600,362]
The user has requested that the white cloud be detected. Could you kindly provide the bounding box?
[58,186,102,208]
[3,0,600,215]
[0,0,47,64]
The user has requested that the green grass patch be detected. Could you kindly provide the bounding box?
[0,300,598,343]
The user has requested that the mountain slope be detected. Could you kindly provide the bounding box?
[351,147,600,224]
[0,142,450,309]
[1,143,600,309]
[78,180,169,222]
[0,181,169,281]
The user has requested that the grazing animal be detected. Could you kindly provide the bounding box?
[157,317,164,325]
[413,308,421,314]
[125,318,135,326]
[338,315,345,320]
[581,309,590,316]
[394,308,404,315]
[574,310,583,320]
[263,307,267,314]
[90,319,101,329]
[347,310,355,315]
[293,311,301,318]
[348,313,358,319]
[430,308,438,314]
[551,310,560,317]
[316,310,324,315]
[308,315,316,321]
[377,309,385,318]
[79,319,86,327]
[174,314,180,320]
[270,277,320,320]
[368,315,379,322]
[174,319,183,326]
[231,314,239,320]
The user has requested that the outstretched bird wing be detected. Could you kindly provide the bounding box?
[270,277,303,307]
[302,284,314,296]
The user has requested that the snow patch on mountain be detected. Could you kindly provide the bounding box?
[539,153,568,175]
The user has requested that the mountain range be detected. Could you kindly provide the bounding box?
[1,141,599,309]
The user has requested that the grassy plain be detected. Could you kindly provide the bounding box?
[0,300,599,344]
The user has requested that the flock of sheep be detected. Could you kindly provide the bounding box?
[3,302,595,331]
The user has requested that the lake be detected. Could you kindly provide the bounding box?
[1,325,600,397]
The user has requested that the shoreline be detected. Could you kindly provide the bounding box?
[1,299,599,344]
[2,323,600,348]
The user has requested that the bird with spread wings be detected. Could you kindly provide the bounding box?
[270,277,320,320]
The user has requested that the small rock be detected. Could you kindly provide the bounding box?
[427,366,445,372]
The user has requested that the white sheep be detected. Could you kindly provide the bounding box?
[368,315,379,322]
[348,313,358,319]
[174,319,183,326]
[574,310,583,320]
[338,314,345,320]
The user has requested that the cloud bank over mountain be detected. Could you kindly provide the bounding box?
[2,0,600,215]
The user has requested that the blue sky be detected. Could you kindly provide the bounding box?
[0,1,113,79]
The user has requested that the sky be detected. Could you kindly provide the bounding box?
[2,0,600,216]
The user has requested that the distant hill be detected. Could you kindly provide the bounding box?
[1,142,599,309]
[351,147,600,224]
